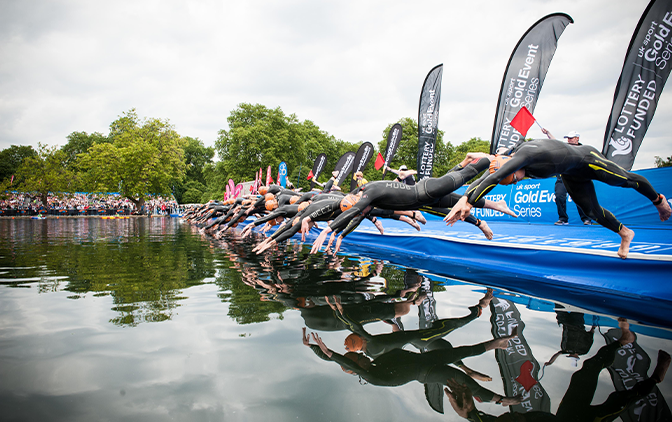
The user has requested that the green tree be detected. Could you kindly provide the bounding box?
[654,155,672,168]
[447,137,491,169]
[13,143,78,208]
[173,137,215,203]
[0,145,37,183]
[376,118,453,180]
[60,131,108,169]
[215,103,341,194]
[78,109,186,211]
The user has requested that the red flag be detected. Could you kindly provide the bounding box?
[10,175,14,185]
[266,166,272,185]
[374,153,385,170]
[307,169,314,180]
[510,106,536,137]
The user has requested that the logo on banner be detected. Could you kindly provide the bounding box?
[609,136,633,156]
[640,12,672,69]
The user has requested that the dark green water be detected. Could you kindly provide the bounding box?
[0,218,670,421]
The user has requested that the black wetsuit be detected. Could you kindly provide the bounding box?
[465,139,661,233]
[310,344,497,401]
[329,158,490,237]
[337,306,481,358]
[248,204,300,227]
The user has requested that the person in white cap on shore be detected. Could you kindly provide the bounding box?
[542,128,592,226]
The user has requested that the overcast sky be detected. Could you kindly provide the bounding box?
[1,0,670,170]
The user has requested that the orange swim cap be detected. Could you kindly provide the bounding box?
[265,199,278,211]
[344,333,364,352]
[265,193,275,201]
[289,196,299,204]
[489,155,516,185]
[258,186,268,195]
[340,194,360,212]
[298,202,310,212]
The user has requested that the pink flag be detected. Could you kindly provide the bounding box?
[234,183,243,198]
[266,166,272,186]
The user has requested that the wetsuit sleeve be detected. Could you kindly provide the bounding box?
[333,312,374,342]
[253,209,285,226]
[329,198,369,231]
[466,155,528,205]
[335,213,367,237]
[313,348,370,378]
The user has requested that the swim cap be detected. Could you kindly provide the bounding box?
[258,186,268,195]
[344,333,364,352]
[289,196,299,204]
[489,155,516,185]
[264,193,275,201]
[265,199,278,211]
[298,202,310,212]
[340,194,360,212]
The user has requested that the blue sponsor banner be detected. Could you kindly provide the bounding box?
[464,166,671,227]
[278,162,288,188]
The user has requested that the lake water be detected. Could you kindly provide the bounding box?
[0,218,670,421]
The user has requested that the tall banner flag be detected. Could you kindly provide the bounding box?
[602,328,672,421]
[309,153,327,189]
[603,0,672,170]
[417,64,442,181]
[278,162,288,188]
[333,152,356,187]
[234,183,243,198]
[490,13,574,154]
[225,184,231,200]
[382,123,402,178]
[350,142,374,191]
[490,298,551,413]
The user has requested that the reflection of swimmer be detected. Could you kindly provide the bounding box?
[445,139,672,259]
[337,289,493,359]
[444,319,671,421]
[302,327,521,406]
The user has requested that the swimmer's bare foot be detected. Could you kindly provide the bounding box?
[618,227,635,259]
[414,211,426,225]
[462,366,492,382]
[651,350,671,383]
[655,194,671,221]
[490,200,517,218]
[477,220,493,240]
[499,396,523,406]
[618,318,636,346]
[478,288,494,308]
[401,215,421,231]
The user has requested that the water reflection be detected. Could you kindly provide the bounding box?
[0,218,670,421]
[0,218,216,326]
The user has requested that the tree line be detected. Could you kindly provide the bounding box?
[14,103,669,208]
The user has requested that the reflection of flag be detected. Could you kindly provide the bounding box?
[510,106,536,137]
[307,170,314,180]
[374,153,385,170]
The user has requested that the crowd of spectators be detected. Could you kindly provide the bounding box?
[0,192,181,217]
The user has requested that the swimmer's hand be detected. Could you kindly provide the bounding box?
[444,196,473,225]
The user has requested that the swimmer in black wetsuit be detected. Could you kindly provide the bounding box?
[443,319,671,422]
[302,327,522,406]
[310,155,517,253]
[445,139,672,259]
